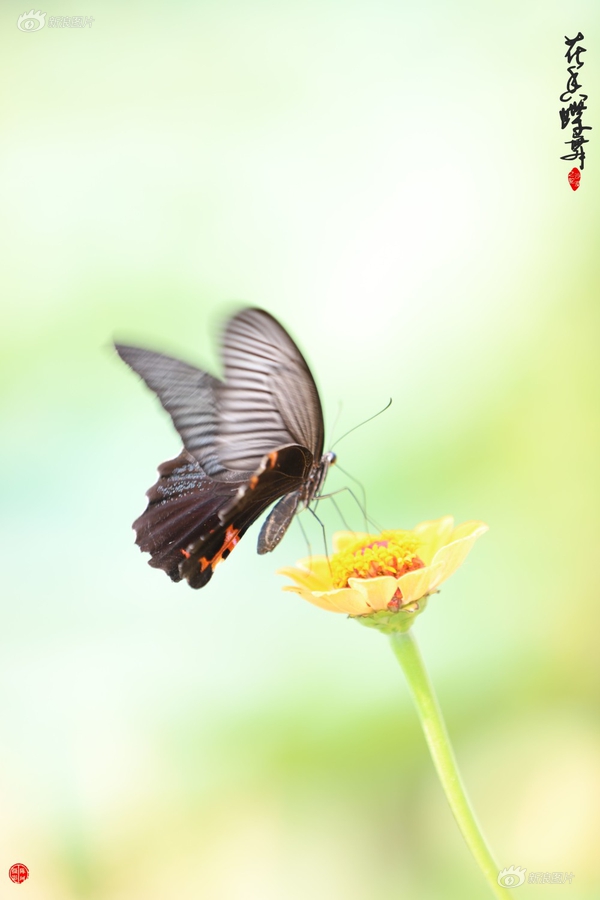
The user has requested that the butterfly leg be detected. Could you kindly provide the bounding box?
[305,504,332,576]
[329,464,371,531]
[313,492,354,533]
[296,513,313,563]
[316,485,383,533]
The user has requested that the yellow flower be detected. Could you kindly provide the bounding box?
[279,517,488,632]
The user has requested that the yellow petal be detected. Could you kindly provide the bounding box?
[395,561,445,603]
[281,585,345,613]
[277,556,332,591]
[281,585,370,615]
[332,531,371,554]
[325,589,372,615]
[430,523,489,589]
[412,516,455,565]
[348,575,399,611]
[449,520,489,543]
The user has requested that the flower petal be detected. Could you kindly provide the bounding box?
[326,589,372,615]
[277,557,332,591]
[450,520,489,543]
[331,531,371,554]
[413,516,455,565]
[281,585,370,615]
[348,575,399,611]
[429,522,488,589]
[395,561,445,603]
[281,585,345,613]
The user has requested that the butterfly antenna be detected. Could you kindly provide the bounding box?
[330,398,392,450]
[328,399,344,447]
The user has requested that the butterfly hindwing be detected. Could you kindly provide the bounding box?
[132,450,245,581]
[180,444,314,587]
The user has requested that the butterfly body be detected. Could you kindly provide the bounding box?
[116,308,333,589]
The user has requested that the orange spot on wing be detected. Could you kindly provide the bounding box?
[267,451,278,469]
[198,525,242,572]
[224,524,240,551]
[180,548,191,559]
[249,475,259,489]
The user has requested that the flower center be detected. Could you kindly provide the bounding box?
[330,531,425,589]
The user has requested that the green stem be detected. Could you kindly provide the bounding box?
[390,630,511,900]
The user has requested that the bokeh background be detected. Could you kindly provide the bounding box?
[1,1,599,897]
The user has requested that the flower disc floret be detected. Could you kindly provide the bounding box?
[331,531,425,587]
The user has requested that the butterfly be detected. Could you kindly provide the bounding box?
[115,308,336,588]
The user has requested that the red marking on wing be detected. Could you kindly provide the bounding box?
[224,524,240,549]
[198,524,241,573]
[180,548,191,559]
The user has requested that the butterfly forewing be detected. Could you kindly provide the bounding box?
[113,345,230,478]
[215,309,324,471]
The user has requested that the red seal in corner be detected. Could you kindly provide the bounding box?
[8,863,29,884]
[568,167,581,191]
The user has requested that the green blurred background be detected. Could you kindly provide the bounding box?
[1,1,599,897]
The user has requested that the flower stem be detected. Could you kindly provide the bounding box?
[390,630,510,899]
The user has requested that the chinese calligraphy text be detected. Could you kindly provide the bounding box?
[559,32,592,189]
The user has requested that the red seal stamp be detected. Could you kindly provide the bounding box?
[568,167,581,191]
[8,863,29,884]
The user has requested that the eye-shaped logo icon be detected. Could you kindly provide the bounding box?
[497,866,527,888]
[17,10,46,31]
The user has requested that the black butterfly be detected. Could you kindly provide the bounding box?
[115,308,336,588]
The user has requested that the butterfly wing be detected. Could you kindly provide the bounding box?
[180,444,313,588]
[213,308,325,471]
[131,445,312,588]
[113,344,232,478]
[131,449,245,581]
[116,308,327,586]
[115,308,324,476]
